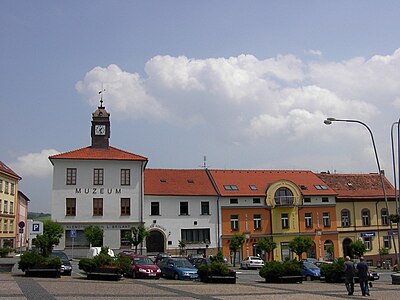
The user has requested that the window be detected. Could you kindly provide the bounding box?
[281,213,289,229]
[274,187,294,205]
[180,202,189,215]
[93,198,103,216]
[66,168,77,185]
[9,220,14,233]
[66,198,76,216]
[0,200,2,213]
[121,198,130,216]
[9,202,13,214]
[341,209,351,227]
[249,185,258,190]
[151,202,160,215]
[362,209,370,226]
[181,229,210,243]
[363,237,372,250]
[0,179,2,192]
[305,213,312,228]
[230,198,238,204]
[381,208,389,226]
[120,169,130,186]
[120,229,131,247]
[224,185,238,190]
[201,202,210,215]
[254,214,261,230]
[383,236,391,249]
[314,185,328,190]
[3,220,8,232]
[10,183,15,195]
[322,197,329,203]
[65,230,90,248]
[323,212,330,227]
[4,181,8,194]
[253,198,261,204]
[93,168,104,185]
[303,197,311,203]
[231,215,239,231]
[3,201,8,214]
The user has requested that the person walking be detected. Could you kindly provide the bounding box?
[344,256,355,295]
[356,256,369,296]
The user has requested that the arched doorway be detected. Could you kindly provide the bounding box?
[343,238,353,258]
[324,240,333,260]
[146,230,165,253]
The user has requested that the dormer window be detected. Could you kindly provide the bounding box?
[249,185,257,190]
[224,185,238,191]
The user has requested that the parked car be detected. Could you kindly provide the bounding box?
[157,257,198,280]
[301,261,321,281]
[314,260,333,268]
[49,251,72,276]
[125,254,161,279]
[240,256,265,269]
[187,253,204,264]
[354,262,380,282]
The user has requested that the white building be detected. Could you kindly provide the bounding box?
[50,102,148,257]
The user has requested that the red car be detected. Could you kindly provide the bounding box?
[127,254,161,279]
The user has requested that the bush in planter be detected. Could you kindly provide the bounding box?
[259,260,302,283]
[18,251,61,272]
[78,247,126,273]
[320,258,345,282]
[0,248,15,258]
[115,253,132,275]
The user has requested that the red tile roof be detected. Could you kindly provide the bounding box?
[144,169,217,196]
[49,146,147,163]
[317,173,396,198]
[209,169,336,196]
[0,161,21,180]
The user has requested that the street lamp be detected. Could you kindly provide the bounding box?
[324,117,399,264]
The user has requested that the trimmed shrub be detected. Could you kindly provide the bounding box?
[320,258,345,282]
[259,260,302,283]
[18,251,61,271]
[0,248,14,258]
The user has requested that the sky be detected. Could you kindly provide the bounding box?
[2,1,400,213]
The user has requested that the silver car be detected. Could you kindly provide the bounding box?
[240,256,265,269]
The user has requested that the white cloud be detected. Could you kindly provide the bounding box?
[76,49,400,146]
[9,149,59,178]
[305,49,323,57]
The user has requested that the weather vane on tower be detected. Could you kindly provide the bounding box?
[98,83,106,108]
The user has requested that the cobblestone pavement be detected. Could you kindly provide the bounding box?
[1,271,400,300]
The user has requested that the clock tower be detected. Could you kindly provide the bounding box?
[91,98,110,149]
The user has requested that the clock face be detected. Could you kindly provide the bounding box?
[95,125,106,135]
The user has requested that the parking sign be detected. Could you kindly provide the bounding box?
[70,229,76,238]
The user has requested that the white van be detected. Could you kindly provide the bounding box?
[87,247,115,258]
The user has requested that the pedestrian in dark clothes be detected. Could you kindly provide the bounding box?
[356,257,369,296]
[344,256,355,295]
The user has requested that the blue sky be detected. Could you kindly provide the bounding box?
[2,1,400,212]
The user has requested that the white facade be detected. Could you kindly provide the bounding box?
[144,195,219,255]
[51,158,145,255]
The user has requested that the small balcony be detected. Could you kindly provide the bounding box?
[274,196,296,206]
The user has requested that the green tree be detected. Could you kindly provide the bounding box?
[229,234,245,267]
[126,224,149,254]
[288,236,314,260]
[32,220,64,257]
[178,240,186,256]
[84,225,104,247]
[257,236,277,262]
[326,244,335,259]
[350,240,367,258]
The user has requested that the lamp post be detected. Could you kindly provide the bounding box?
[324,117,399,264]
[391,120,400,264]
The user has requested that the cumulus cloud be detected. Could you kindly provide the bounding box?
[75,49,400,146]
[9,149,60,178]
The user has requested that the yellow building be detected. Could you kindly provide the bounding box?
[318,173,398,266]
[0,161,21,248]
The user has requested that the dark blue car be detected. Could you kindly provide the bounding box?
[301,261,321,281]
[157,257,198,280]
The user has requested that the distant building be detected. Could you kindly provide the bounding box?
[17,191,30,251]
[0,161,21,248]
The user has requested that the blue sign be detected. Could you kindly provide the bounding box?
[360,232,376,237]
[32,223,41,232]
[70,230,76,238]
